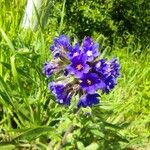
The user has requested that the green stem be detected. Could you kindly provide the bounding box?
[58,0,66,33]
[56,109,81,150]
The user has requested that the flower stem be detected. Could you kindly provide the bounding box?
[56,109,81,150]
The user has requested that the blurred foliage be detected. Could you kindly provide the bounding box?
[46,0,150,48]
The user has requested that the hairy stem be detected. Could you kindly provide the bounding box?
[56,109,81,150]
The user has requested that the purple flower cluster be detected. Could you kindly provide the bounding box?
[43,35,120,108]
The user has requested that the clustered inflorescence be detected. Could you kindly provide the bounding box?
[43,35,120,108]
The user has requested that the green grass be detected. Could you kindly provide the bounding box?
[0,0,150,149]
[102,48,150,148]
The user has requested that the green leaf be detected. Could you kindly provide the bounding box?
[10,55,18,83]
[77,141,85,150]
[0,144,16,150]
[0,28,15,52]
[0,75,10,91]
[14,126,54,141]
[0,90,13,107]
[85,143,99,150]
[0,62,34,82]
[0,75,13,106]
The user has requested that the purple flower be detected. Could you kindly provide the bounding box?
[67,43,81,59]
[43,62,58,78]
[43,35,121,108]
[95,59,108,75]
[48,82,71,105]
[66,54,90,78]
[78,93,100,108]
[102,76,117,93]
[80,73,105,94]
[108,58,120,78]
[82,37,100,62]
[95,58,120,93]
[95,58,120,78]
[50,35,71,58]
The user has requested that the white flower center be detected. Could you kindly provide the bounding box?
[73,52,79,57]
[59,99,63,103]
[96,62,101,68]
[86,50,93,56]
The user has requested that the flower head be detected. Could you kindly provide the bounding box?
[78,94,100,108]
[108,58,120,78]
[43,62,58,78]
[68,43,81,59]
[80,73,105,94]
[95,59,108,75]
[66,54,90,78]
[95,58,120,93]
[50,35,71,58]
[102,76,117,93]
[43,35,120,108]
[48,82,71,105]
[82,37,100,62]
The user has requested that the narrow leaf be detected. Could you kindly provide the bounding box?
[14,126,54,141]
[0,28,15,51]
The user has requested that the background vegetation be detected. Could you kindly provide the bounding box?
[0,0,150,149]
